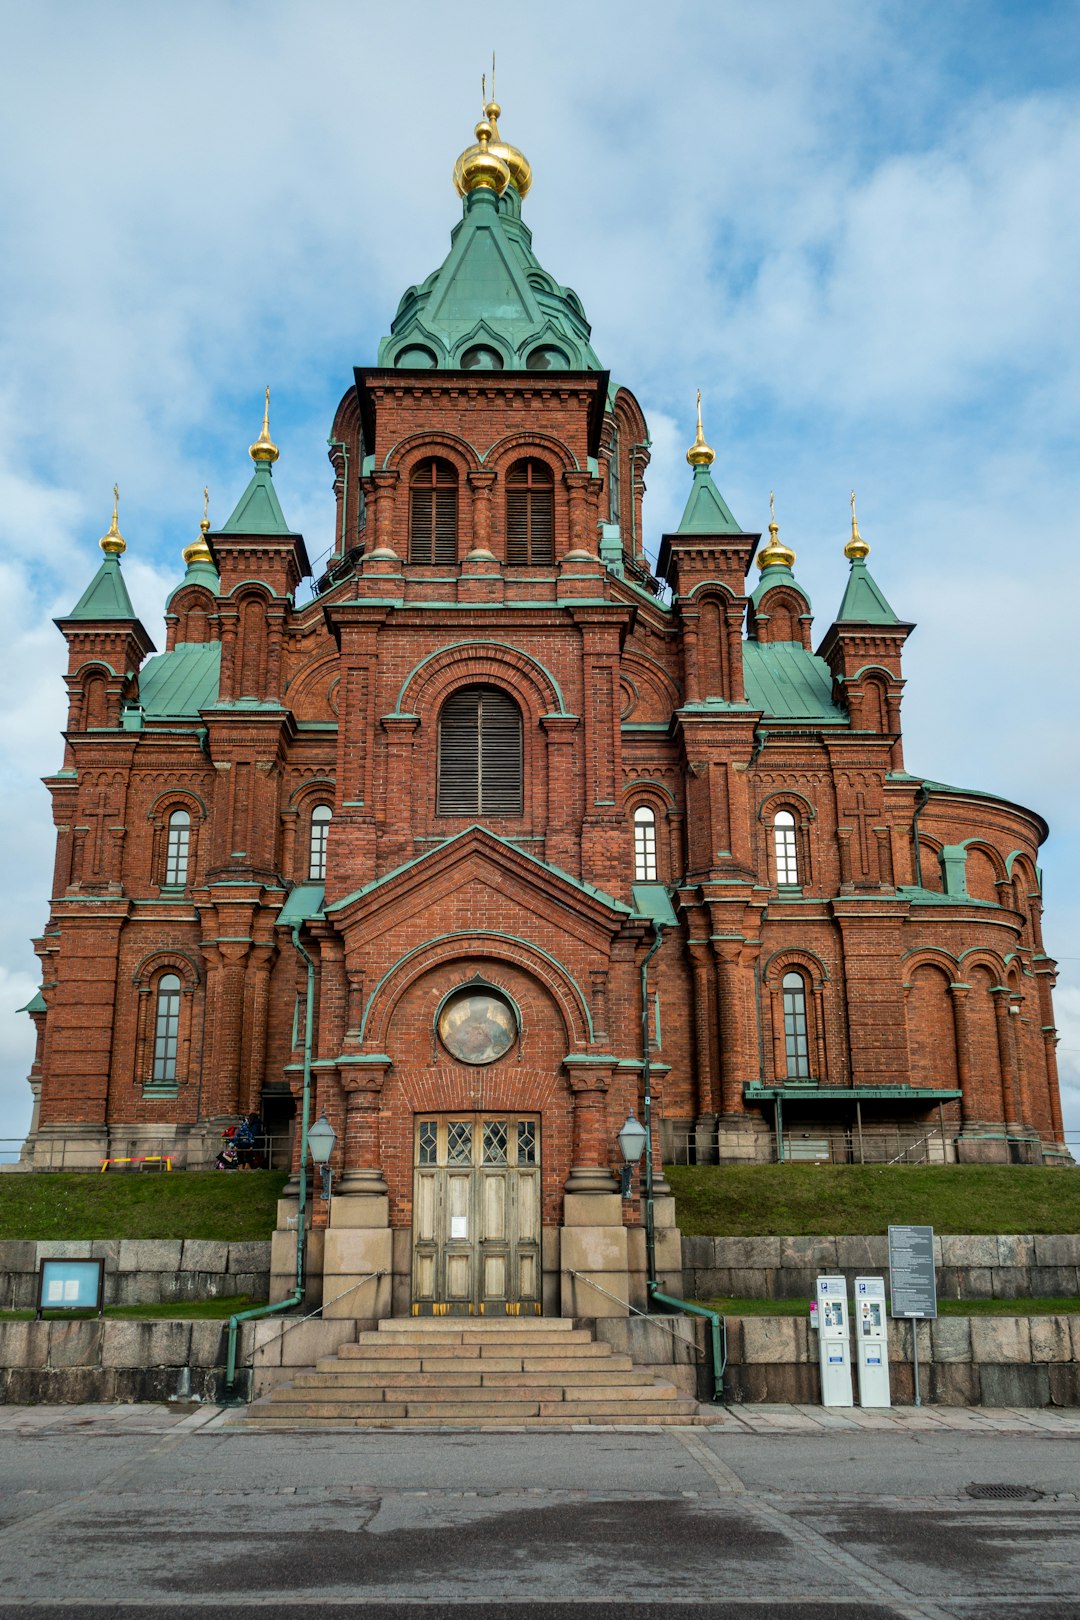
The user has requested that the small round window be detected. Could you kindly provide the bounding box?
[526,345,570,371]
[395,345,438,369]
[437,987,517,1065]
[460,345,504,371]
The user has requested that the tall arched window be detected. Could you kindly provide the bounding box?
[506,459,554,564]
[608,428,621,524]
[164,810,191,887]
[309,804,332,880]
[152,974,182,1088]
[409,458,458,564]
[633,805,657,880]
[437,686,523,816]
[774,809,799,885]
[782,971,811,1079]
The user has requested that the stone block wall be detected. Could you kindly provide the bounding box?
[682,1233,1080,1303]
[0,1239,270,1311]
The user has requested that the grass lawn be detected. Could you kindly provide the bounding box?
[0,1295,267,1322]
[667,1163,1080,1236]
[0,1171,288,1241]
[692,1295,1080,1317]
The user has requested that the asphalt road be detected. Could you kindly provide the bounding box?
[1,1412,1078,1619]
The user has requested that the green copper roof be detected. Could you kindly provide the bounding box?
[66,554,138,622]
[675,464,742,536]
[218,462,296,537]
[631,883,679,926]
[165,558,220,610]
[277,882,326,926]
[379,186,602,371]
[835,558,899,624]
[743,642,846,722]
[17,990,46,1015]
[750,563,812,614]
[139,642,221,716]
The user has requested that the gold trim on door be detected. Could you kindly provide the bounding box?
[411,1114,541,1316]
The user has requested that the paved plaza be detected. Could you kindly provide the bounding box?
[1,1402,1078,1617]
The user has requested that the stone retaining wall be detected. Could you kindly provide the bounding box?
[0,1240,271,1310]
[722,1311,1080,1407]
[682,1234,1080,1303]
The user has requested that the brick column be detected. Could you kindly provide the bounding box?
[563,1059,618,1194]
[337,1058,389,1196]
[949,984,975,1125]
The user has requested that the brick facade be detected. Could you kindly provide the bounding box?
[25,137,1068,1239]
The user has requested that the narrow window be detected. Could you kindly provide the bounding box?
[782,971,811,1079]
[409,458,458,564]
[309,804,332,880]
[437,686,523,816]
[774,809,799,885]
[164,810,191,886]
[152,973,182,1087]
[505,459,554,565]
[608,427,621,524]
[633,804,657,880]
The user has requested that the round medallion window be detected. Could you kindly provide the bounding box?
[437,987,517,1065]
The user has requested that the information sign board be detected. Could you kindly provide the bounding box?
[35,1258,105,1318]
[887,1224,937,1319]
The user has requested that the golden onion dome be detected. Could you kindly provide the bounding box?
[482,100,532,198]
[183,488,215,567]
[686,390,715,468]
[454,119,511,197]
[99,484,126,556]
[757,492,797,572]
[845,489,870,561]
[249,386,279,464]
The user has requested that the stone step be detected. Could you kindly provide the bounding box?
[301,1366,650,1389]
[274,1379,678,1405]
[314,1352,637,1376]
[238,1412,703,1429]
[376,1317,572,1333]
[339,1337,614,1359]
[352,1329,594,1349]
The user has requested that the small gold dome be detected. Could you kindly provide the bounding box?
[686,390,715,468]
[183,488,214,567]
[454,119,511,197]
[845,490,870,561]
[99,484,126,556]
[756,491,796,572]
[249,386,279,464]
[482,100,532,198]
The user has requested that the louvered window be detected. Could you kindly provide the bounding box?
[409,458,458,564]
[437,686,523,816]
[505,458,555,565]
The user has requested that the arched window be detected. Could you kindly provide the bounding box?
[309,804,332,880]
[506,459,554,565]
[782,971,811,1079]
[152,974,182,1088]
[409,458,458,564]
[164,810,191,887]
[608,427,621,524]
[774,810,799,885]
[633,805,657,880]
[437,686,523,816]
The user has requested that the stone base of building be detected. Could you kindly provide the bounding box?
[25,1118,245,1172]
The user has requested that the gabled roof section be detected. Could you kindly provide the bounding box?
[217,463,297,538]
[835,559,899,625]
[138,642,221,716]
[676,465,742,536]
[327,824,634,931]
[743,642,847,723]
[66,555,138,622]
[379,187,602,371]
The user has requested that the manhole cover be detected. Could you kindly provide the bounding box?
[966,1483,1044,1501]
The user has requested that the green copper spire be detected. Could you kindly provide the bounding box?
[835,496,899,624]
[379,99,601,371]
[219,392,297,537]
[68,553,138,621]
[675,395,742,535]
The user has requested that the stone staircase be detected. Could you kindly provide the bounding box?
[235,1316,701,1427]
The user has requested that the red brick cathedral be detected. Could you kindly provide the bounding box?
[23,104,1066,1313]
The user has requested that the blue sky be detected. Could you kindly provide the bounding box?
[1,0,1078,1147]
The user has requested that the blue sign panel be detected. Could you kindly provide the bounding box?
[36,1259,105,1315]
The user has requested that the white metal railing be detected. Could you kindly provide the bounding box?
[665,1125,1079,1167]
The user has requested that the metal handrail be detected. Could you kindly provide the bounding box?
[226,1268,387,1400]
[561,1268,700,1356]
[252,1270,387,1347]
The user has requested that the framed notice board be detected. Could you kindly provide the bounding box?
[35,1258,106,1318]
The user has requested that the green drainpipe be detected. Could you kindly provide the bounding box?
[223,921,315,1400]
[640,914,727,1404]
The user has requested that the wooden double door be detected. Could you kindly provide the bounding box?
[411,1113,541,1315]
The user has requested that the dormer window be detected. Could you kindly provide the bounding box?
[409,458,458,565]
[461,345,503,371]
[506,459,554,565]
